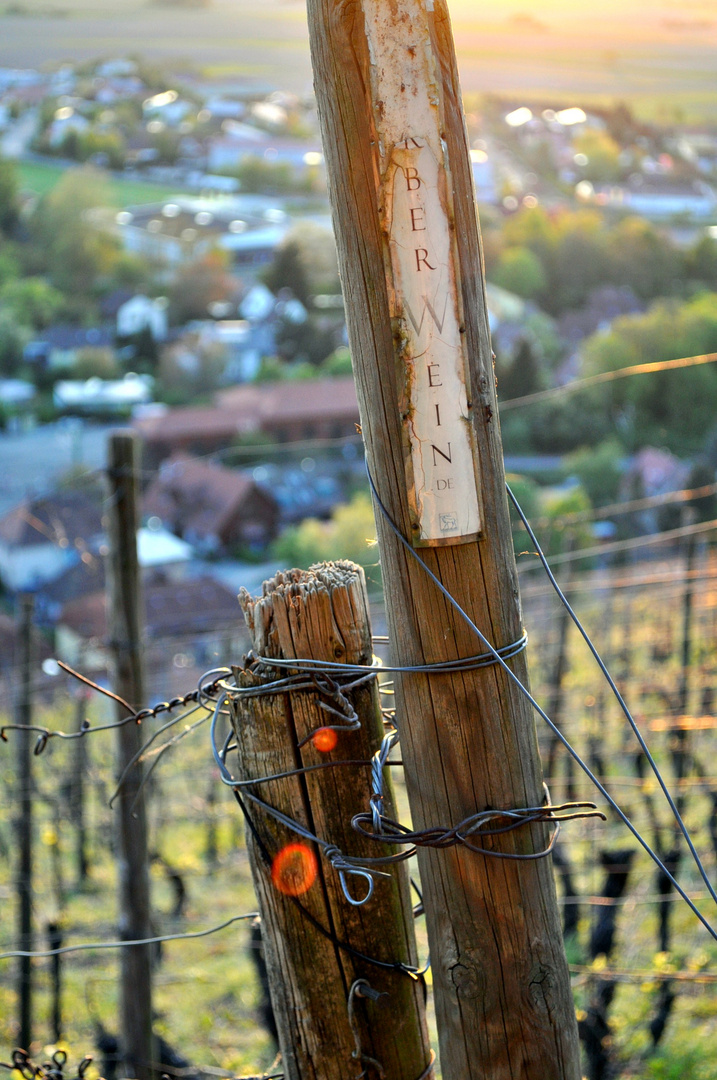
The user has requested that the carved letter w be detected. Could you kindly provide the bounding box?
[404,294,448,336]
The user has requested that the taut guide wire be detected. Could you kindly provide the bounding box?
[2,475,716,972]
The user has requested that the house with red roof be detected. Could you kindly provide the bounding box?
[142,453,279,555]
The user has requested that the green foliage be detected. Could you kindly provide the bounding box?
[0,276,64,329]
[0,154,19,234]
[506,472,540,556]
[572,128,622,183]
[274,315,337,367]
[496,338,545,401]
[566,438,625,508]
[252,356,316,382]
[526,396,613,454]
[539,483,594,559]
[496,206,689,315]
[581,292,717,455]
[491,245,547,300]
[72,347,120,381]
[686,235,717,290]
[30,167,122,303]
[320,346,353,377]
[606,217,684,302]
[0,309,30,376]
[61,127,127,170]
[0,244,21,288]
[645,1044,717,1080]
[232,155,312,196]
[272,492,378,573]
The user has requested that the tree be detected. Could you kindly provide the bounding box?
[0,311,30,376]
[540,484,594,560]
[262,222,340,308]
[72,348,120,381]
[320,345,353,376]
[31,168,121,303]
[0,155,19,235]
[0,244,21,289]
[0,278,64,329]
[566,438,625,508]
[572,129,622,183]
[271,492,378,572]
[168,251,238,325]
[490,246,546,299]
[606,217,683,302]
[581,292,717,455]
[685,235,717,290]
[495,337,543,401]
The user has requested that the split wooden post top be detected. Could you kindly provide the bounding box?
[307,2,583,1077]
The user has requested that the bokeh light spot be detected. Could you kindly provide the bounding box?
[271,843,318,896]
[312,727,338,753]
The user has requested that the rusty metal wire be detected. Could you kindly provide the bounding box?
[352,798,606,862]
[347,979,387,1079]
[0,661,226,756]
[0,1050,97,1080]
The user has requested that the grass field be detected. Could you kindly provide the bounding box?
[16,160,185,203]
[0,0,716,119]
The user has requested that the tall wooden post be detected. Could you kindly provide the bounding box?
[15,593,34,1051]
[307,3,581,1077]
[106,431,154,1080]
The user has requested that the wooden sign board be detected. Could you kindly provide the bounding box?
[369,2,482,546]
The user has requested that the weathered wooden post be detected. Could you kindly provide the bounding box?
[106,431,154,1080]
[307,3,582,1077]
[230,563,432,1080]
[15,593,34,1051]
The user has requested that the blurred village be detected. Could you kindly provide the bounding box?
[0,54,717,697]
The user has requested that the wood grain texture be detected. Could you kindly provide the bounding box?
[231,562,431,1080]
[306,2,582,1077]
[106,432,154,1080]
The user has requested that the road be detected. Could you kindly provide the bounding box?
[0,420,114,516]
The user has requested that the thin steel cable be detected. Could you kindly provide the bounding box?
[520,514,717,568]
[499,349,717,412]
[0,913,258,961]
[365,468,717,944]
[507,482,717,909]
[109,702,208,808]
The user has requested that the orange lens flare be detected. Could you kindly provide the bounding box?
[312,726,338,752]
[271,843,318,896]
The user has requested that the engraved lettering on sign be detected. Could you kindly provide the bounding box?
[385,138,481,543]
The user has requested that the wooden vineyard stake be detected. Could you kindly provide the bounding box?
[106,432,154,1080]
[230,562,432,1080]
[306,2,582,1077]
[16,593,34,1050]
